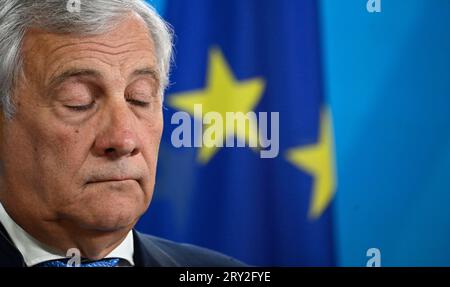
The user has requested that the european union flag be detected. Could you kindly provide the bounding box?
[137,0,336,266]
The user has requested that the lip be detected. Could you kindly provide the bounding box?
[86,178,136,184]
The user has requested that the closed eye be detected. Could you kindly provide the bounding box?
[64,102,95,112]
[127,99,150,107]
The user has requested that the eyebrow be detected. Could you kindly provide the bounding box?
[48,67,159,88]
[130,67,160,83]
[49,68,102,88]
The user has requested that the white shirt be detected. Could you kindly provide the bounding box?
[0,202,134,267]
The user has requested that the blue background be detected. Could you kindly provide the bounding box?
[143,0,450,266]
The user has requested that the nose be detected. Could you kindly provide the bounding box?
[93,101,141,159]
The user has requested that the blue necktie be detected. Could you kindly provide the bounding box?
[36,258,122,267]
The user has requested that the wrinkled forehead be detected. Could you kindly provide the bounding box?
[19,16,158,88]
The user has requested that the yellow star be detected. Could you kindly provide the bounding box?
[286,108,337,219]
[168,48,265,163]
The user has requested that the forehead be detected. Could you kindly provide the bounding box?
[20,16,157,82]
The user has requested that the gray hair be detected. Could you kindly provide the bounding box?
[0,0,173,118]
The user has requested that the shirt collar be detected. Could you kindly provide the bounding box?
[0,202,134,267]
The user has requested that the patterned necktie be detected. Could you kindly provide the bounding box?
[36,258,122,267]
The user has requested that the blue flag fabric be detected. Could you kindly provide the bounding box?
[137,0,335,266]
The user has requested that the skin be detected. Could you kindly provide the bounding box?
[0,15,163,259]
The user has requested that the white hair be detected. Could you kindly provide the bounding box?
[0,0,173,118]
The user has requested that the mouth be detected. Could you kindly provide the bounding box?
[87,179,135,184]
[86,176,139,185]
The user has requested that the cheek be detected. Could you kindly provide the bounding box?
[36,127,96,206]
[38,125,87,168]
[2,122,37,183]
[140,116,163,173]
[2,118,91,206]
[31,121,92,182]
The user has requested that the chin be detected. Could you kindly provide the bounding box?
[82,212,138,232]
[62,184,150,232]
[73,204,144,232]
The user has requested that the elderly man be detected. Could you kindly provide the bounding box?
[0,0,244,267]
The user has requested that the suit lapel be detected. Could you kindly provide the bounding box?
[132,230,180,267]
[0,222,25,267]
[133,229,160,267]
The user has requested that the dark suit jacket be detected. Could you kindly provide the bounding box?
[0,223,245,267]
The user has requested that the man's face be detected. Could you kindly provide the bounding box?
[0,16,163,232]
